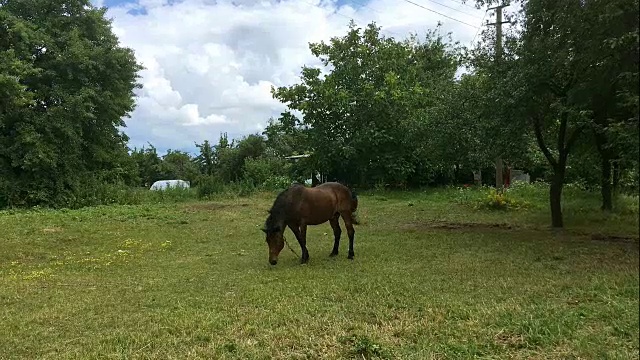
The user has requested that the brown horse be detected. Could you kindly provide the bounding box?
[261,182,359,265]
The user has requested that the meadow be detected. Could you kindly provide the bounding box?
[0,183,638,359]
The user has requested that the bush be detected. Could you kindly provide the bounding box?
[60,178,198,209]
[196,175,225,199]
[242,156,292,188]
[476,188,526,210]
[263,175,293,191]
[236,180,256,197]
[147,186,197,203]
[451,183,531,211]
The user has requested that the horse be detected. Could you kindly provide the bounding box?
[261,182,359,266]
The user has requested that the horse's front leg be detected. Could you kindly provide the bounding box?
[290,224,309,264]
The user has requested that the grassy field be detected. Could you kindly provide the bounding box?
[1,185,638,359]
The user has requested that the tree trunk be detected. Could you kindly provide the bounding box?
[532,109,581,229]
[549,171,564,228]
[593,129,614,212]
[600,155,613,211]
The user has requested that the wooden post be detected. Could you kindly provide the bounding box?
[488,3,509,193]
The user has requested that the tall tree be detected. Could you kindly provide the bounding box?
[469,0,639,225]
[262,113,310,158]
[130,144,161,187]
[577,0,639,210]
[158,150,199,184]
[470,0,598,227]
[0,0,142,207]
[272,21,460,187]
[194,139,216,176]
[216,133,267,183]
[514,0,592,228]
[470,0,639,221]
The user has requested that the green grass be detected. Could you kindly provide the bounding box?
[0,186,638,359]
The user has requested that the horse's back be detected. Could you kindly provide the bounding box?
[309,182,354,211]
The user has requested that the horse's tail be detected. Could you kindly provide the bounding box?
[349,187,360,225]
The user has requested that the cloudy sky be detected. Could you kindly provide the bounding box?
[90,0,506,155]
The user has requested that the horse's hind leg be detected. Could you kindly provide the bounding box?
[329,213,341,257]
[341,212,355,260]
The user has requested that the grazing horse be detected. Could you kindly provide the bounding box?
[261,182,359,266]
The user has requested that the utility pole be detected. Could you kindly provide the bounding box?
[487,3,509,193]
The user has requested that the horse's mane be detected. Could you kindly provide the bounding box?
[265,184,303,232]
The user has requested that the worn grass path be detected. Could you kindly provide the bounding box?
[1,189,638,359]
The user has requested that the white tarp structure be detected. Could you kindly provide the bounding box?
[510,170,531,183]
[149,179,190,191]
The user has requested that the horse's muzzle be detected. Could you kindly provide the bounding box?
[269,259,278,265]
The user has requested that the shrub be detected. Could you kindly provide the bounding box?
[242,156,292,188]
[196,175,225,199]
[147,186,196,203]
[451,184,531,211]
[477,188,523,210]
[262,175,293,191]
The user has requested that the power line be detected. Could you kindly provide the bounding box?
[443,0,482,10]
[343,0,441,39]
[421,0,484,20]
[399,0,480,28]
[470,8,488,45]
[298,0,406,39]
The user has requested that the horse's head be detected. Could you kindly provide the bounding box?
[263,190,293,265]
[261,223,284,265]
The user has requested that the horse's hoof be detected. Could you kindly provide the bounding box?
[300,258,309,264]
[329,252,338,257]
[347,253,354,260]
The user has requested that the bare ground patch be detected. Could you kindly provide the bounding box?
[400,220,518,232]
[401,220,639,244]
[494,330,526,349]
[587,233,639,244]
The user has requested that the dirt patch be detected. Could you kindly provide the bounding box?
[494,331,525,349]
[401,221,639,245]
[589,233,639,244]
[401,220,517,232]
[42,227,63,233]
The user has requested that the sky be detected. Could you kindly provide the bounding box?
[89,0,511,155]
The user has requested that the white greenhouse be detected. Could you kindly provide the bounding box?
[149,179,190,191]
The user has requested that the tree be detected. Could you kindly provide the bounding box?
[272,21,461,187]
[194,139,215,176]
[421,70,532,185]
[158,150,199,184]
[469,0,602,227]
[0,0,142,207]
[514,0,596,228]
[216,133,267,183]
[575,0,639,210]
[130,144,161,187]
[469,0,639,226]
[262,113,310,158]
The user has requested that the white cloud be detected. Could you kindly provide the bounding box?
[96,0,511,154]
